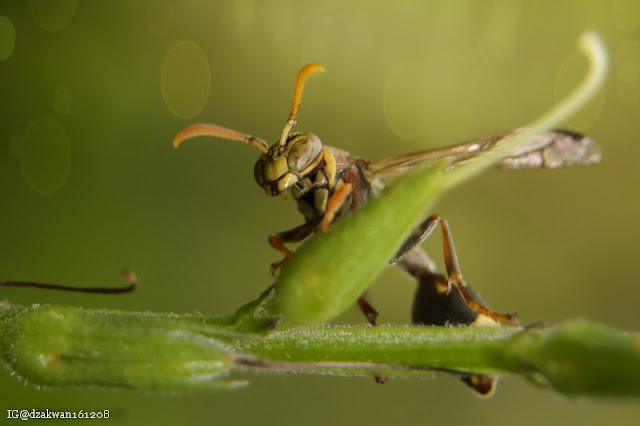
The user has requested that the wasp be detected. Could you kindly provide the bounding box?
[173,63,601,331]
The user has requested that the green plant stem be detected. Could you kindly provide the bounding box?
[2,303,639,397]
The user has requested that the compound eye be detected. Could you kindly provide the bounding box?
[254,157,265,186]
[287,134,322,172]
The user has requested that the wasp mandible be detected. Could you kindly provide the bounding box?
[173,64,601,328]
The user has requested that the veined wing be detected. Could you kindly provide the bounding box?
[367,129,602,179]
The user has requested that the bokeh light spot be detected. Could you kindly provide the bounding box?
[383,62,430,140]
[28,0,77,32]
[554,53,605,129]
[0,16,16,61]
[615,38,640,84]
[53,84,72,115]
[21,116,71,195]
[161,40,211,119]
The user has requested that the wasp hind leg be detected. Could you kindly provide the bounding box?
[393,214,518,325]
[356,296,379,326]
[396,248,498,396]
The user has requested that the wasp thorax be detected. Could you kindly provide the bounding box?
[254,133,324,196]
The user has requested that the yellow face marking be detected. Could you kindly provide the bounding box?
[322,147,337,188]
[276,172,299,192]
[263,156,290,182]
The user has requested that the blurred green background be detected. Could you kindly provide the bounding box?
[1,1,639,424]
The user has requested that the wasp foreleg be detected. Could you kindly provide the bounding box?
[268,223,315,275]
[318,183,353,232]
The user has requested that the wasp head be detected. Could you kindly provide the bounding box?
[172,63,326,198]
[254,133,323,196]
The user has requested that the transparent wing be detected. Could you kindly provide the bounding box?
[367,129,602,179]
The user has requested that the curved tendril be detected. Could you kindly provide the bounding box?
[278,63,325,146]
[173,123,269,153]
[441,31,608,190]
[0,269,137,294]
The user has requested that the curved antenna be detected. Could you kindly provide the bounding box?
[278,63,325,146]
[173,123,269,154]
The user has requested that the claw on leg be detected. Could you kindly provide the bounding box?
[357,296,379,326]
[268,233,293,275]
[269,257,289,276]
[266,223,314,275]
